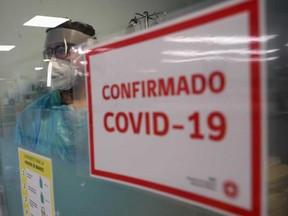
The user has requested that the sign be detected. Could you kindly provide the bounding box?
[86,1,265,215]
[19,148,55,216]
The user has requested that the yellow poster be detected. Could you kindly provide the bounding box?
[18,148,55,216]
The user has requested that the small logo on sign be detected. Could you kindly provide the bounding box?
[187,176,216,191]
[223,180,238,199]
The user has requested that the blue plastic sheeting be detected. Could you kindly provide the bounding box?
[10,90,220,216]
[14,90,88,162]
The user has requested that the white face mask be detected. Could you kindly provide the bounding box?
[47,58,76,90]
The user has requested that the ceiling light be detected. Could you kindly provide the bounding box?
[35,67,43,71]
[23,15,69,28]
[0,45,15,51]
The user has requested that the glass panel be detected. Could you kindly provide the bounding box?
[0,1,227,216]
[1,0,288,215]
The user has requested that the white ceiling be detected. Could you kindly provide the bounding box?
[1,0,225,70]
[0,0,193,75]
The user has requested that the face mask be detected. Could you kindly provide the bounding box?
[48,58,76,90]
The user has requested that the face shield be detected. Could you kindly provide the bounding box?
[44,28,92,55]
[68,39,98,98]
[70,38,97,77]
[44,28,97,91]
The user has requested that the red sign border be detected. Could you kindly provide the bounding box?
[86,1,262,215]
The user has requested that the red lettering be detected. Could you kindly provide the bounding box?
[141,81,146,97]
[101,71,226,101]
[102,85,110,100]
[145,112,150,135]
[209,71,225,93]
[115,112,128,133]
[111,84,120,99]
[153,112,169,136]
[104,112,114,132]
[177,76,190,95]
[132,81,140,97]
[129,112,143,134]
[192,74,206,94]
[188,112,204,139]
[208,112,226,141]
[158,77,175,96]
[120,83,131,99]
[147,80,157,97]
[188,111,226,141]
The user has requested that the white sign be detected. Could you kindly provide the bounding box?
[86,1,265,215]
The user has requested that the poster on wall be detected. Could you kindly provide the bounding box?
[18,148,55,216]
[86,0,266,215]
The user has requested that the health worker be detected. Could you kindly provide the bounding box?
[14,20,97,162]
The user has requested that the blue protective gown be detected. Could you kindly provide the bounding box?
[14,90,88,162]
